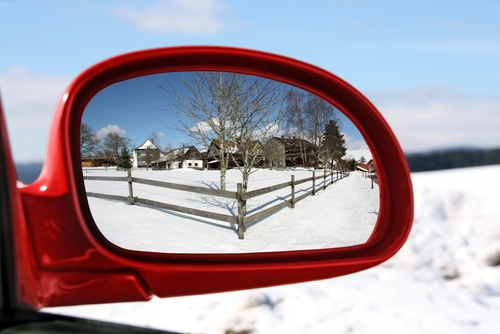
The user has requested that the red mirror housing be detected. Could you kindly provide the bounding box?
[15,46,413,309]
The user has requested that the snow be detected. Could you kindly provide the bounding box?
[345,148,372,162]
[45,165,500,333]
[84,168,379,252]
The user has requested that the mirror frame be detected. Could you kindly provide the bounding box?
[18,46,413,308]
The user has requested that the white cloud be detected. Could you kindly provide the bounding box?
[0,67,71,162]
[343,133,368,151]
[95,124,127,140]
[0,67,70,130]
[109,0,227,35]
[252,123,281,140]
[190,120,215,134]
[366,86,500,153]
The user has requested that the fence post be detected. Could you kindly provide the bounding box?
[312,170,316,195]
[331,169,334,185]
[237,183,244,239]
[127,169,135,205]
[323,169,327,190]
[291,175,295,209]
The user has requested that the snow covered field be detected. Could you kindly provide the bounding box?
[84,168,379,252]
[46,165,500,333]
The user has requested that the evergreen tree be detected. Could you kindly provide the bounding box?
[321,119,347,168]
[118,147,132,169]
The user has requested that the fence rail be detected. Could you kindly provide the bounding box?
[84,169,347,239]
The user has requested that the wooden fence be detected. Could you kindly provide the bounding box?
[84,169,347,239]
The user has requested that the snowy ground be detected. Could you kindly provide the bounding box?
[46,165,500,333]
[84,168,379,252]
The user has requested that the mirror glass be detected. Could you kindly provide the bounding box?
[81,72,378,253]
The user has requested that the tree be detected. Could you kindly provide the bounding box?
[283,90,308,166]
[343,157,357,171]
[80,123,99,158]
[225,74,286,193]
[119,147,132,169]
[335,155,356,171]
[158,72,237,190]
[159,72,287,192]
[141,139,161,170]
[149,130,161,146]
[100,132,132,168]
[303,94,337,167]
[147,131,163,169]
[321,119,347,168]
[163,143,174,169]
[283,90,338,167]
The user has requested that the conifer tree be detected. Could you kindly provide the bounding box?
[321,119,347,168]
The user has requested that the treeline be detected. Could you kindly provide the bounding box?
[405,148,500,172]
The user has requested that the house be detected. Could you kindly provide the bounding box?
[160,146,204,170]
[264,137,317,168]
[132,139,163,168]
[81,157,116,168]
[206,140,239,169]
[206,139,264,169]
[81,159,101,167]
[356,159,375,173]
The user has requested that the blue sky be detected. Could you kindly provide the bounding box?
[82,72,364,150]
[1,0,500,162]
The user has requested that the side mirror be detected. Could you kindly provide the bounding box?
[17,46,413,308]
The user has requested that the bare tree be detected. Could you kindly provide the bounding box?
[149,130,162,147]
[141,135,162,170]
[100,132,132,168]
[164,142,173,153]
[80,123,100,158]
[158,72,241,190]
[225,75,287,218]
[283,90,338,168]
[158,72,287,192]
[140,145,161,170]
[303,94,337,167]
[163,142,174,169]
[283,90,308,166]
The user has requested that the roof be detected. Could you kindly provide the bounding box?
[164,146,203,160]
[210,140,239,154]
[269,136,315,149]
[134,138,160,151]
[356,159,375,172]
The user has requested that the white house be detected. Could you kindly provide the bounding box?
[132,139,164,168]
[162,146,204,170]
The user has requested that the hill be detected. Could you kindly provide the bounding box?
[405,147,500,172]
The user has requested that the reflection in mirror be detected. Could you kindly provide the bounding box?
[81,72,379,254]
